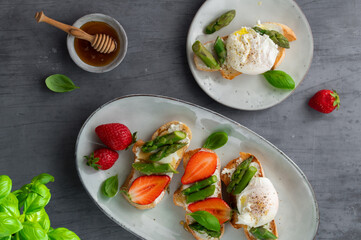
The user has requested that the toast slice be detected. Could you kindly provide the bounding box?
[194,22,296,80]
[220,152,278,240]
[173,148,225,240]
[121,121,192,210]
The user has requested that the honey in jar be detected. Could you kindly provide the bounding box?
[74,21,120,67]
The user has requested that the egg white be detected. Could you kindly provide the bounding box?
[226,27,279,75]
[236,177,279,227]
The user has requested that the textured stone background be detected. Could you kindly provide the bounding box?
[1,0,360,239]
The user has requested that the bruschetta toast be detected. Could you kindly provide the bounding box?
[194,22,297,80]
[221,152,278,240]
[121,121,192,209]
[174,148,231,240]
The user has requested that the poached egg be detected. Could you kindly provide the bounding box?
[236,177,279,227]
[226,27,279,75]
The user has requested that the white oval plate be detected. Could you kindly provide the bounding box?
[75,95,319,239]
[187,0,313,110]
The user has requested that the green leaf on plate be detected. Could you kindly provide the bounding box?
[262,70,295,90]
[187,210,220,232]
[102,175,119,198]
[203,132,228,150]
[45,74,79,93]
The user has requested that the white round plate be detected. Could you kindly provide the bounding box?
[187,0,313,110]
[75,95,319,240]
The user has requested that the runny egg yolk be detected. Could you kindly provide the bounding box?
[233,27,249,36]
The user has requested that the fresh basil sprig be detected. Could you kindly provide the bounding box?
[188,210,221,232]
[203,131,228,150]
[263,70,295,90]
[45,74,79,93]
[0,174,80,239]
[102,175,119,198]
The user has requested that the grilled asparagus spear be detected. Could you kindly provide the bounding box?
[205,10,236,34]
[192,41,220,69]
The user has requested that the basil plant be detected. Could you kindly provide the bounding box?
[0,174,80,239]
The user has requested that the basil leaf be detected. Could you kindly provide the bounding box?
[47,228,80,240]
[14,184,32,209]
[102,175,119,198]
[24,183,51,214]
[187,211,220,232]
[45,74,79,93]
[262,70,295,90]
[19,222,48,240]
[25,208,51,233]
[0,212,23,237]
[188,222,221,238]
[32,174,55,185]
[0,236,11,240]
[0,193,20,217]
[203,132,228,150]
[0,175,12,200]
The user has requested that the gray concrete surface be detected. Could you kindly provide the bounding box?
[0,0,360,239]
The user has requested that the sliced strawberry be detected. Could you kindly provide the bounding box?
[181,151,217,184]
[188,198,231,224]
[128,175,170,205]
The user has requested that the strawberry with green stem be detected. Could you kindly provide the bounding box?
[85,148,119,170]
[95,123,137,150]
[308,89,340,114]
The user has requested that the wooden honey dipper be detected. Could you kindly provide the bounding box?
[35,11,117,54]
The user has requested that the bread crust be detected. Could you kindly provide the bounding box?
[220,152,278,239]
[272,47,285,70]
[272,22,297,41]
[121,121,192,209]
[173,148,225,240]
[193,22,295,80]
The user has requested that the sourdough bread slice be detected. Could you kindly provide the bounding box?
[193,22,296,80]
[121,121,192,210]
[173,148,224,240]
[220,152,278,240]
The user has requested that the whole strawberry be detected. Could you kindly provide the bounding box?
[85,148,119,170]
[308,89,340,114]
[95,123,136,150]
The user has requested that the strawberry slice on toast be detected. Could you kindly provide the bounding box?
[181,151,217,185]
[188,198,231,225]
[174,148,228,240]
[125,175,170,205]
[122,121,192,209]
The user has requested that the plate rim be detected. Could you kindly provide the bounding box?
[75,94,320,239]
[186,0,314,111]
